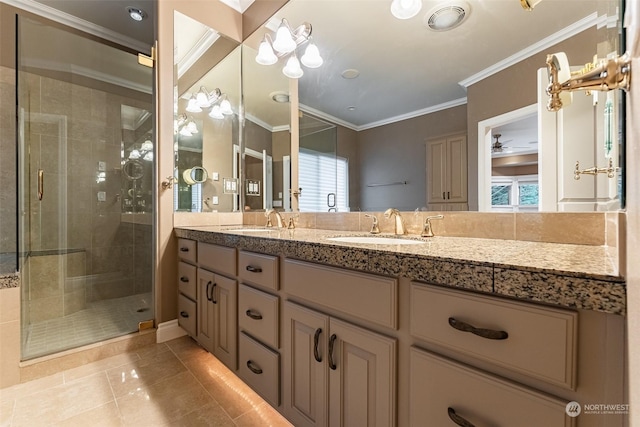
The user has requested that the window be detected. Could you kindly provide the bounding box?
[299,148,349,212]
[491,175,538,212]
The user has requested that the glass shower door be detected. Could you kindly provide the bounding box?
[18,16,154,360]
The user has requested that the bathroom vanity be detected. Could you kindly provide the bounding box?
[174,226,625,427]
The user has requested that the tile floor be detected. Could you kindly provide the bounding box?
[23,293,154,360]
[0,336,293,427]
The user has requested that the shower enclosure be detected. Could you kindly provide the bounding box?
[17,16,155,360]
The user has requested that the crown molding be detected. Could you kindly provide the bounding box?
[299,104,359,131]
[357,97,468,131]
[177,30,220,79]
[2,0,150,53]
[245,113,290,132]
[459,12,602,88]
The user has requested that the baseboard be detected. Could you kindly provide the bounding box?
[156,319,187,343]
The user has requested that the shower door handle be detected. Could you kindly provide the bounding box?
[38,169,44,201]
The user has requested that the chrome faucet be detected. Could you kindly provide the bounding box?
[421,215,444,237]
[384,208,407,235]
[265,209,284,228]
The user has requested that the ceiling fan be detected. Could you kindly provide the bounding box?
[491,133,533,153]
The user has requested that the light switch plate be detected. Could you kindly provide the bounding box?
[97,191,106,202]
[212,172,219,181]
[212,196,219,205]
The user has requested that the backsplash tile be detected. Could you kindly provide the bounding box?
[515,212,605,245]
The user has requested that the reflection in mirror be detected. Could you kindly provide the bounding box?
[250,0,624,212]
[241,43,291,212]
[121,105,153,213]
[173,11,240,212]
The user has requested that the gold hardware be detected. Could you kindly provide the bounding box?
[364,214,380,234]
[138,319,154,331]
[290,187,302,197]
[574,158,615,180]
[421,214,444,238]
[138,47,155,68]
[546,52,631,112]
[520,0,542,11]
[265,209,284,228]
[37,169,44,200]
[384,208,407,235]
[161,176,177,190]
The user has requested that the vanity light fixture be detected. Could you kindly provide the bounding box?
[255,18,323,79]
[127,7,147,22]
[390,0,422,19]
[176,114,199,137]
[185,86,233,119]
[185,94,202,113]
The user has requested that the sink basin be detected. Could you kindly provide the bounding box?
[327,236,425,245]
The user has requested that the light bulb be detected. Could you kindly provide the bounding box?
[128,149,141,159]
[256,39,278,65]
[220,99,233,115]
[179,127,192,137]
[209,105,224,119]
[272,24,296,54]
[187,120,198,134]
[282,54,304,79]
[141,140,153,152]
[301,43,323,68]
[196,89,210,107]
[185,96,202,113]
[390,0,422,19]
[143,151,153,161]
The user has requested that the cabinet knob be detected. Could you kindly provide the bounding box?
[245,309,263,320]
[180,311,189,318]
[313,328,323,363]
[328,334,338,370]
[246,265,263,273]
[179,247,189,252]
[180,276,189,283]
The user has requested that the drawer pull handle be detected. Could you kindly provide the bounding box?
[211,282,217,304]
[328,333,337,370]
[313,328,322,363]
[448,317,508,340]
[245,309,263,320]
[180,311,189,318]
[448,407,475,427]
[180,276,189,283]
[246,360,263,375]
[246,265,263,273]
[180,247,189,252]
[206,281,213,302]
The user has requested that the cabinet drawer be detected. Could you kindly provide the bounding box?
[178,261,197,300]
[409,348,572,427]
[238,251,279,291]
[198,242,236,277]
[284,259,398,329]
[178,294,196,337]
[238,332,280,407]
[410,283,577,389]
[238,284,279,348]
[177,238,196,263]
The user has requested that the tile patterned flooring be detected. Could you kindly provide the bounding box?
[0,336,293,427]
[23,293,154,360]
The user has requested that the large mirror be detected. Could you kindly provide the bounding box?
[173,11,240,212]
[244,0,624,213]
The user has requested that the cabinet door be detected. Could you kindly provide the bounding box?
[426,138,447,203]
[213,274,237,370]
[283,301,330,427]
[446,135,467,203]
[328,318,396,427]
[197,268,215,352]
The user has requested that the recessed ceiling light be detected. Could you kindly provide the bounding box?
[347,106,356,111]
[341,69,360,79]
[424,1,470,31]
[127,7,147,22]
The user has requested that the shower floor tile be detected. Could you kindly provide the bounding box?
[23,293,153,359]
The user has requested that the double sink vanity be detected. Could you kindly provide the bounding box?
[173,218,625,427]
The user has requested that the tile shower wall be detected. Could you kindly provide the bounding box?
[0,65,17,274]
[20,70,152,320]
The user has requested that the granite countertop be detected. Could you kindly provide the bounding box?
[174,226,625,315]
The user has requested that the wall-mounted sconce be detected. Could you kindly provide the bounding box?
[175,114,199,136]
[185,86,234,119]
[546,51,631,111]
[255,18,323,79]
[127,139,154,162]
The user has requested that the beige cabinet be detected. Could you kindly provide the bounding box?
[426,134,467,207]
[283,301,397,427]
[177,238,197,337]
[197,268,237,370]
